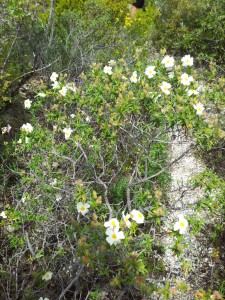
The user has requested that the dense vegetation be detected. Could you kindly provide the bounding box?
[0,0,224,299]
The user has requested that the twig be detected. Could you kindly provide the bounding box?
[129,144,195,188]
[9,57,60,86]
[25,233,36,257]
[58,266,84,300]
[2,26,18,75]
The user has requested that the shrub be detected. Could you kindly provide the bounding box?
[153,0,225,63]
[1,54,224,299]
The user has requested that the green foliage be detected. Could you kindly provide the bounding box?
[1,0,225,298]
[153,0,225,63]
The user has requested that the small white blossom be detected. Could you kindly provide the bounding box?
[50,178,57,186]
[17,138,22,144]
[50,72,59,82]
[174,215,188,234]
[39,297,49,300]
[104,218,120,230]
[105,228,125,245]
[77,202,90,215]
[145,66,156,79]
[70,114,75,119]
[180,73,194,86]
[52,81,60,89]
[161,55,175,68]
[42,271,53,281]
[37,92,46,97]
[122,212,131,228]
[197,84,205,92]
[21,123,33,134]
[108,60,116,66]
[168,71,174,79]
[130,71,138,83]
[55,194,62,202]
[66,82,77,92]
[188,89,199,96]
[24,99,32,109]
[160,81,171,95]
[181,54,194,67]
[103,66,113,75]
[0,211,7,219]
[7,225,15,232]
[63,127,73,140]
[1,124,11,134]
[131,209,144,224]
[193,102,205,115]
[85,116,91,123]
[59,86,67,96]
[25,137,29,144]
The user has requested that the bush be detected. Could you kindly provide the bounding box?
[153,0,225,63]
[1,54,224,299]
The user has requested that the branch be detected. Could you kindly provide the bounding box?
[129,144,195,188]
[58,266,84,300]
[1,22,19,75]
[46,0,55,46]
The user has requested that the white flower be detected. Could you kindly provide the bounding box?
[174,215,188,234]
[7,225,15,232]
[122,212,131,228]
[77,202,90,215]
[25,137,29,144]
[70,114,75,119]
[42,271,53,281]
[63,127,73,140]
[85,116,91,123]
[145,66,156,79]
[50,72,59,82]
[181,54,194,67]
[131,209,144,224]
[1,124,11,134]
[160,81,171,95]
[59,86,67,96]
[193,102,205,115]
[21,123,33,134]
[180,73,194,86]
[52,81,60,89]
[108,60,116,66]
[50,178,57,186]
[66,82,77,92]
[188,89,199,96]
[104,218,120,230]
[0,211,7,219]
[105,228,125,245]
[103,66,113,75]
[161,55,175,68]
[168,71,174,79]
[24,99,32,109]
[55,194,62,202]
[130,71,138,83]
[197,84,205,92]
[2,127,8,134]
[17,138,22,144]
[37,92,46,97]
[39,297,49,300]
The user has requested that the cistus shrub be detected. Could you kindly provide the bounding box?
[1,54,224,299]
[153,0,225,63]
